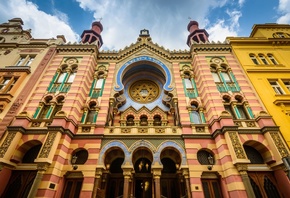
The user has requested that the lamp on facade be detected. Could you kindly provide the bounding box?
[207,154,214,170]
[72,155,78,170]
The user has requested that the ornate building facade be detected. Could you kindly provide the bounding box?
[0,18,289,198]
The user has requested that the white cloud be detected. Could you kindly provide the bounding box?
[206,10,241,42]
[75,0,237,50]
[0,0,245,50]
[276,0,290,23]
[0,0,78,42]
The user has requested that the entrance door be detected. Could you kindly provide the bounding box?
[61,178,83,198]
[248,172,281,198]
[201,178,222,198]
[106,175,124,198]
[135,175,152,198]
[161,177,180,198]
[1,170,37,198]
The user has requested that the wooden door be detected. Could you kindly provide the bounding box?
[201,178,222,198]
[248,172,281,198]
[61,178,83,198]
[1,170,37,198]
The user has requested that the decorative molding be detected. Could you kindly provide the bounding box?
[38,132,57,158]
[0,132,16,157]
[269,132,289,158]
[228,131,246,159]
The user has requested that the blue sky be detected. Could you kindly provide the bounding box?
[0,0,289,50]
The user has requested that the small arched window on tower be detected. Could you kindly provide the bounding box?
[140,115,148,126]
[249,54,259,65]
[126,115,135,126]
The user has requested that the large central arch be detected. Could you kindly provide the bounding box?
[114,56,173,92]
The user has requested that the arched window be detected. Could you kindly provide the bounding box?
[90,71,106,98]
[140,115,148,126]
[189,102,204,124]
[267,54,278,65]
[223,96,253,119]
[126,115,135,126]
[210,63,240,93]
[258,54,268,65]
[153,115,162,126]
[48,61,78,93]
[249,54,259,65]
[83,101,98,124]
[182,69,198,98]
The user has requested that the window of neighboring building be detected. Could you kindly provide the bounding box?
[267,54,278,65]
[0,77,18,93]
[249,54,259,65]
[273,32,290,38]
[258,54,269,65]
[15,55,35,66]
[269,80,284,95]
[283,80,290,92]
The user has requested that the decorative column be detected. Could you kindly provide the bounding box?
[236,164,255,198]
[153,169,162,198]
[92,167,103,198]
[27,163,48,198]
[183,169,192,198]
[123,168,132,198]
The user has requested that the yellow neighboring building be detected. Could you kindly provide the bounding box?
[228,23,290,147]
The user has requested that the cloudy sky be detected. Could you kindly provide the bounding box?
[0,0,289,50]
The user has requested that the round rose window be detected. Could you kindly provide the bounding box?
[129,80,160,103]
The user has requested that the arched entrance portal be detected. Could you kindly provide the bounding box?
[104,148,125,198]
[133,147,153,198]
[160,148,185,198]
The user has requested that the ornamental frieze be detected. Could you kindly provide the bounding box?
[270,131,289,158]
[38,131,57,158]
[0,132,16,158]
[228,131,246,159]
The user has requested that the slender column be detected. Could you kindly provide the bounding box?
[236,164,255,198]
[92,168,103,198]
[123,169,132,198]
[27,163,48,198]
[183,169,192,198]
[153,169,161,198]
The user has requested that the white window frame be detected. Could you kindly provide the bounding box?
[269,80,285,95]
[15,55,35,66]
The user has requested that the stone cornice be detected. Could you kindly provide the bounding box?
[56,44,98,54]
[191,43,232,53]
[98,39,191,61]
